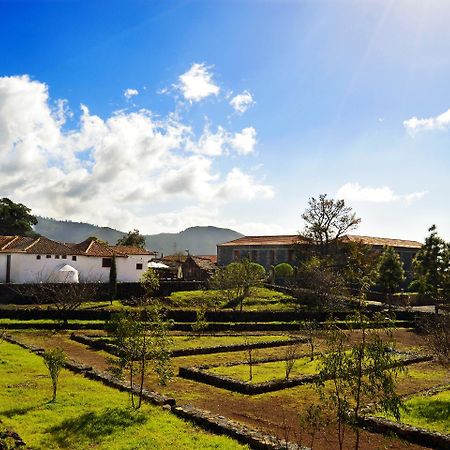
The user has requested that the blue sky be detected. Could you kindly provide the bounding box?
[1,0,449,240]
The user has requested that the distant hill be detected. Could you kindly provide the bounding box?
[34,217,242,256]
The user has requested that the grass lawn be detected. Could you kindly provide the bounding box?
[167,287,295,310]
[379,390,450,435]
[0,341,247,450]
[207,355,321,383]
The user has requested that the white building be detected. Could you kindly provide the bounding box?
[0,236,152,284]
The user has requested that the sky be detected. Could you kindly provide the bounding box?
[1,0,449,241]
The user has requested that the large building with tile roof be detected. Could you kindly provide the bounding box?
[0,235,153,283]
[217,234,422,274]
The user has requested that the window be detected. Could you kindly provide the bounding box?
[136,263,143,270]
[46,255,51,259]
[62,255,67,259]
[233,249,240,260]
[251,250,258,261]
[36,255,41,260]
[288,249,294,262]
[55,255,60,259]
[102,258,112,268]
[72,255,77,261]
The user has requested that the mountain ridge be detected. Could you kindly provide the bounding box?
[34,217,243,256]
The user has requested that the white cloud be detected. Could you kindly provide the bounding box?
[403,108,450,134]
[0,75,271,233]
[230,90,254,113]
[124,88,139,100]
[336,182,426,204]
[178,63,219,102]
[229,127,257,155]
[191,125,257,156]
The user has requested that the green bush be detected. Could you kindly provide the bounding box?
[274,263,294,278]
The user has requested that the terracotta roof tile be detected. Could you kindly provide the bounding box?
[341,235,422,249]
[218,235,308,247]
[0,236,73,254]
[112,245,153,255]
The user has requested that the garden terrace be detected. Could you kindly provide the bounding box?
[0,340,250,450]
[179,351,432,395]
[5,328,447,450]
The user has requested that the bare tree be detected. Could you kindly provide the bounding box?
[299,320,320,361]
[301,194,361,256]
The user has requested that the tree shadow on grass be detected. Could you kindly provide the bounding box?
[48,407,148,447]
[0,403,47,418]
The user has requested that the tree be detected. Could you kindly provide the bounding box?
[284,342,298,379]
[109,254,117,305]
[295,256,345,311]
[299,320,320,361]
[410,225,449,313]
[117,229,146,249]
[0,197,38,236]
[376,247,405,310]
[301,194,361,256]
[317,314,405,450]
[108,304,173,409]
[243,336,255,381]
[42,347,66,402]
[191,304,209,337]
[140,268,160,299]
[210,259,265,312]
[18,282,100,327]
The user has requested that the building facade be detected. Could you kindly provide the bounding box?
[217,234,422,275]
[0,236,152,284]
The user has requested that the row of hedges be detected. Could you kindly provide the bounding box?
[0,304,427,323]
[0,281,206,304]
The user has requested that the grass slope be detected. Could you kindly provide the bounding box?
[0,341,246,450]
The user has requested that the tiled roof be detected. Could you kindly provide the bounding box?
[196,255,217,264]
[190,256,217,272]
[217,235,308,247]
[67,238,123,257]
[218,234,422,250]
[0,236,73,254]
[340,235,422,249]
[112,245,153,255]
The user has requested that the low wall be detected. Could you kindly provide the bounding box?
[179,354,433,395]
[70,333,307,358]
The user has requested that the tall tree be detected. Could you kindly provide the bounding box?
[0,198,38,236]
[410,225,448,313]
[301,194,361,255]
[117,229,146,249]
[376,246,405,310]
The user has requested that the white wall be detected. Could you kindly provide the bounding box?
[0,252,149,284]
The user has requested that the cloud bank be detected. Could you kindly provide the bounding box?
[0,74,272,233]
[403,107,450,134]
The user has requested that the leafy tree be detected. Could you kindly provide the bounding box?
[301,194,361,256]
[42,347,66,402]
[274,263,294,279]
[0,197,38,236]
[341,241,378,309]
[210,259,265,312]
[410,225,449,313]
[108,304,173,409]
[191,304,209,337]
[117,229,146,249]
[376,247,405,310]
[317,314,405,450]
[109,254,117,305]
[140,268,160,299]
